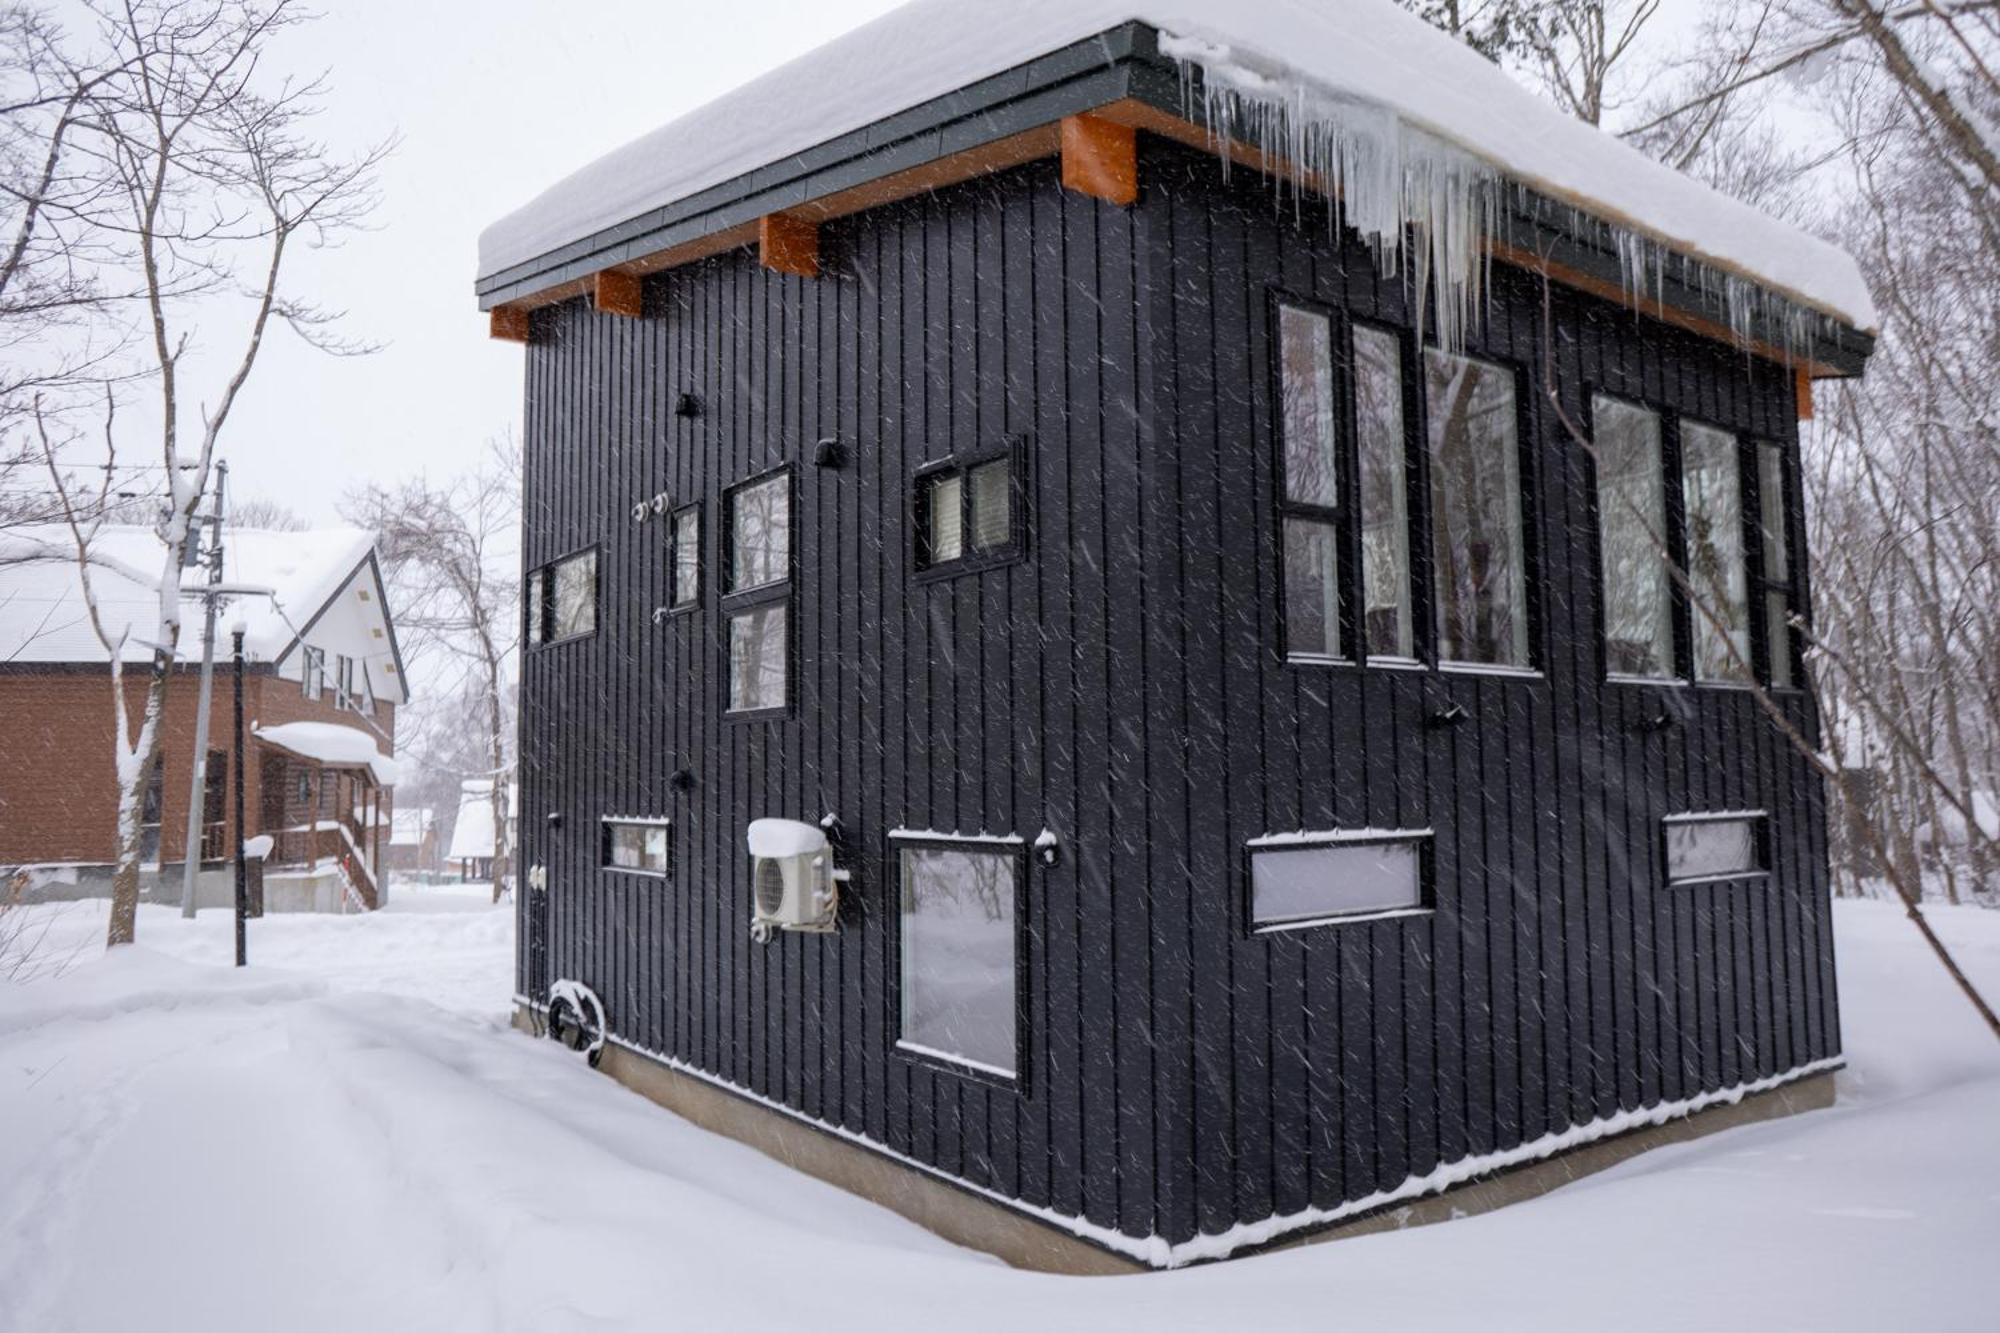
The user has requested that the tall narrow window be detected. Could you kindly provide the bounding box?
[1278,303,1343,660]
[1354,324,1413,659]
[301,645,326,697]
[725,470,791,715]
[898,840,1019,1078]
[1594,395,1675,679]
[671,503,701,610]
[1425,348,1528,667]
[926,471,964,564]
[1680,422,1750,683]
[1756,443,1796,688]
[553,550,598,641]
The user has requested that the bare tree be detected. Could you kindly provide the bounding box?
[27,0,385,947]
[228,492,304,530]
[344,437,521,903]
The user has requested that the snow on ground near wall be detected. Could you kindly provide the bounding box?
[1,895,1994,1332]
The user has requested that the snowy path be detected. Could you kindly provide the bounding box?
[1,892,1994,1332]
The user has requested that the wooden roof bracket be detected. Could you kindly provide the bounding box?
[759,212,819,278]
[1060,112,1138,206]
[489,306,531,343]
[592,268,644,318]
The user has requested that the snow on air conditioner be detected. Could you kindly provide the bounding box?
[745,817,841,942]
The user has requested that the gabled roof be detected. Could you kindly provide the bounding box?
[0,525,386,672]
[477,0,1875,362]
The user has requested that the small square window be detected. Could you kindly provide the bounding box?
[603,818,671,876]
[1248,833,1429,931]
[916,453,1020,572]
[727,602,788,713]
[1664,813,1766,884]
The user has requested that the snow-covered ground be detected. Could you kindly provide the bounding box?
[1,891,1994,1332]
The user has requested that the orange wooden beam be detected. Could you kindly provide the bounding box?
[1795,365,1814,421]
[489,306,530,343]
[758,212,819,278]
[592,268,644,318]
[1060,113,1138,207]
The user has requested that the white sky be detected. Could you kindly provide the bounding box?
[49,0,1731,523]
[140,0,905,522]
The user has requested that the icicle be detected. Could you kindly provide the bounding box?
[1160,32,1849,364]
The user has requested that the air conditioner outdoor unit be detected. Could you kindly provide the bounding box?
[746,818,839,942]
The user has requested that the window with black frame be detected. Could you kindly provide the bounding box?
[525,549,598,646]
[916,451,1016,572]
[897,838,1020,1078]
[1680,421,1751,683]
[1276,305,1418,666]
[1593,395,1676,680]
[1425,347,1529,668]
[670,502,701,610]
[1755,442,1799,688]
[1277,302,1344,660]
[724,470,790,715]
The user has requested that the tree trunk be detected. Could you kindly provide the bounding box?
[106,650,173,947]
[488,656,507,905]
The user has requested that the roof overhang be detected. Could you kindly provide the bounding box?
[477,21,1873,379]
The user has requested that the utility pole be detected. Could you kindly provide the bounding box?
[233,624,247,967]
[180,462,228,918]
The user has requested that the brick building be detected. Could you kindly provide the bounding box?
[0,527,408,911]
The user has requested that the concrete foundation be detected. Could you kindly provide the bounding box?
[512,1002,1837,1274]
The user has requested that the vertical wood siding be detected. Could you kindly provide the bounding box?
[513,141,1839,1251]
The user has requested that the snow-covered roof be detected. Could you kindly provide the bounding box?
[0,525,376,667]
[477,0,1875,336]
[254,721,401,785]
[448,781,497,861]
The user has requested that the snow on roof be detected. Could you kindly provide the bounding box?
[0,525,376,667]
[477,0,1875,336]
[448,781,498,861]
[254,721,401,785]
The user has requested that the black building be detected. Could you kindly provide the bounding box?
[479,1,1874,1271]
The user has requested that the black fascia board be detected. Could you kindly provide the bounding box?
[478,19,1874,375]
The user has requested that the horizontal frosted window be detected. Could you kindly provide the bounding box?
[900,845,1017,1076]
[1594,395,1674,678]
[1665,815,1765,883]
[604,820,669,875]
[1425,349,1528,667]
[1681,422,1750,682]
[1250,837,1425,928]
[727,603,787,713]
